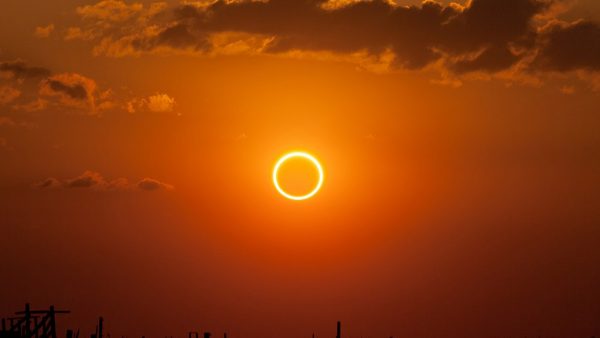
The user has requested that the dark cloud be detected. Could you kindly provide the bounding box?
[65,171,104,188]
[533,20,600,72]
[0,60,51,79]
[442,0,545,51]
[39,73,100,112]
[35,177,62,189]
[44,79,89,100]
[137,178,174,191]
[35,171,173,191]
[71,0,600,83]
[133,0,549,71]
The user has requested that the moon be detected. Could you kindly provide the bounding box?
[273,151,324,201]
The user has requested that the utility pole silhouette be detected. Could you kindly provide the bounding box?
[97,318,103,338]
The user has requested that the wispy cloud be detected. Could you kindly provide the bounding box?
[0,59,176,115]
[34,24,55,38]
[0,60,51,80]
[137,178,174,191]
[40,73,98,110]
[35,170,174,191]
[126,93,176,114]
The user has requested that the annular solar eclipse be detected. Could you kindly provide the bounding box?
[273,151,324,201]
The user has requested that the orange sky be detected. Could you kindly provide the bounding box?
[1,1,600,338]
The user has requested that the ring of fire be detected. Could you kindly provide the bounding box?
[273,151,324,201]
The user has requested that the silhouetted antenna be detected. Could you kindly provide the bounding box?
[98,318,103,338]
[336,321,341,338]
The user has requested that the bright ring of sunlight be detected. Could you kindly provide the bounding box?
[273,151,324,201]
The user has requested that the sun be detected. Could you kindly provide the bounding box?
[273,151,324,201]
